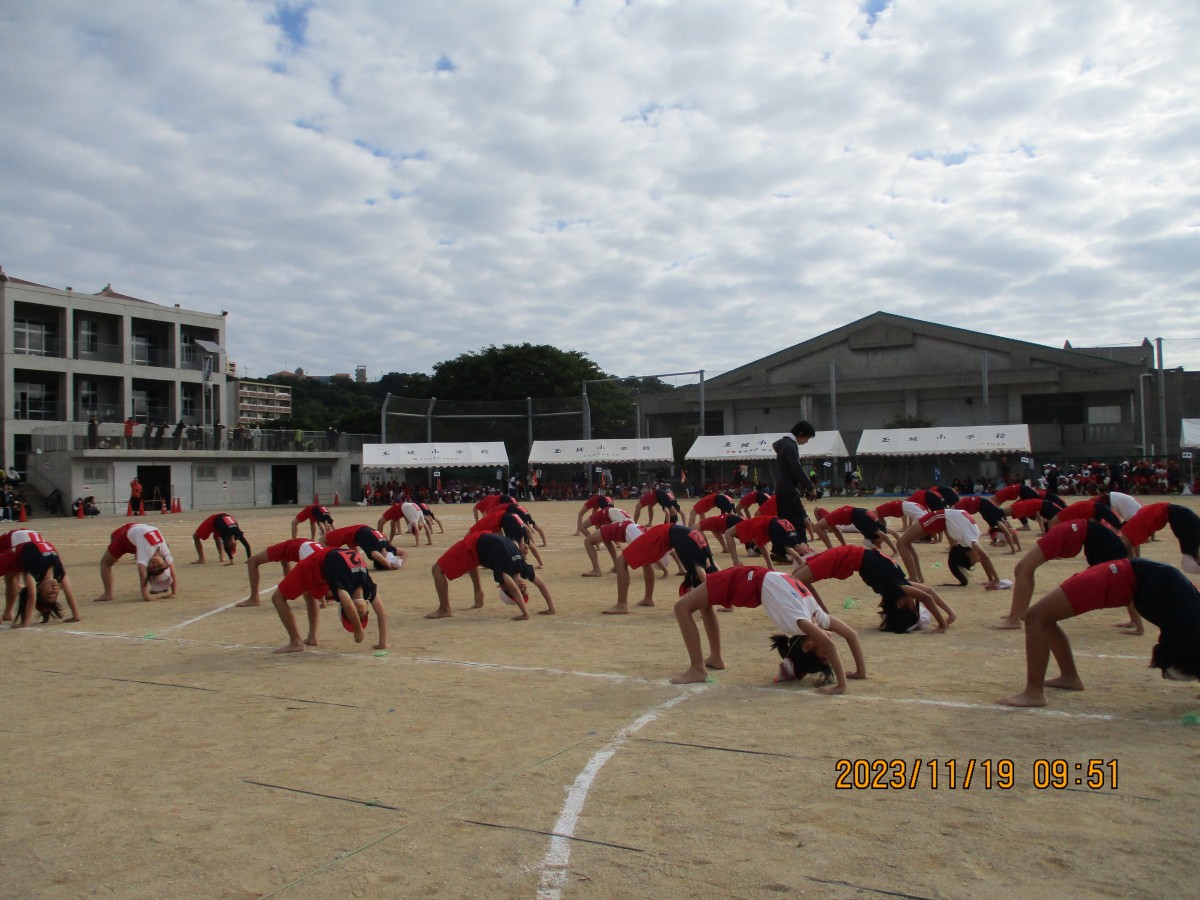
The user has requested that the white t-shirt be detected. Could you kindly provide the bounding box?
[760,571,830,635]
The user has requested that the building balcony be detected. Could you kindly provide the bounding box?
[74,341,123,364]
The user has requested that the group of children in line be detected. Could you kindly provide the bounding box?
[6,481,1199,712]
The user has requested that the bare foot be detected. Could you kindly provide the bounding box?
[424,609,454,619]
[471,600,485,609]
[816,684,847,695]
[93,596,114,602]
[374,642,390,650]
[1117,626,1144,636]
[64,617,81,623]
[945,611,957,626]
[511,613,531,621]
[581,571,603,577]
[704,657,725,670]
[602,604,629,615]
[1045,675,1085,691]
[537,609,556,615]
[997,691,1046,707]
[636,598,656,607]
[1,613,11,621]
[223,560,235,567]
[143,595,158,602]
[189,559,205,565]
[236,598,260,607]
[992,619,1022,630]
[670,667,709,684]
[304,637,319,647]
[273,642,305,654]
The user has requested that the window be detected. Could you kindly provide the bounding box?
[231,465,251,480]
[132,334,150,365]
[83,465,109,483]
[182,391,197,420]
[132,389,150,421]
[317,465,333,478]
[196,465,217,481]
[14,382,56,420]
[13,319,49,355]
[79,320,99,354]
[79,379,98,409]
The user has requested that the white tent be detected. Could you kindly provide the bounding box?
[1181,419,1200,448]
[361,442,509,470]
[527,438,674,464]
[684,431,849,460]
[856,424,1031,456]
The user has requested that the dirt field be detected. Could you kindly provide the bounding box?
[3,496,1199,899]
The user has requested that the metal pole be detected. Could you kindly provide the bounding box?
[1156,337,1168,455]
[982,351,989,424]
[526,396,533,477]
[380,393,391,442]
[829,360,837,430]
[427,397,436,488]
[1139,374,1152,456]
[698,369,706,489]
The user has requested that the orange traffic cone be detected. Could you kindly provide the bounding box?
[334,492,340,506]
[314,492,320,506]
[77,501,85,520]
[126,500,133,516]
[137,499,145,516]
[172,496,182,513]
[19,503,27,523]
[162,498,169,514]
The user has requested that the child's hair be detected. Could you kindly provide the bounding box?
[877,590,919,634]
[16,587,64,624]
[769,634,833,685]
[1150,635,1200,681]
[947,545,974,585]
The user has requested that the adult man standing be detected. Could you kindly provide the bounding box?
[772,420,817,532]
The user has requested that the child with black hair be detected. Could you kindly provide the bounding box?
[291,503,334,541]
[995,519,1130,631]
[271,547,389,653]
[95,523,177,602]
[812,506,898,554]
[897,508,1005,589]
[728,516,809,570]
[322,524,407,571]
[792,544,955,633]
[670,566,865,692]
[696,512,743,555]
[606,522,715,615]
[998,557,1200,708]
[580,521,669,578]
[3,538,82,627]
[238,537,323,607]
[953,495,1021,553]
[192,513,252,565]
[1119,502,1200,574]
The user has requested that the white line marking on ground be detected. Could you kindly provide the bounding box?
[535,690,700,900]
[161,602,238,632]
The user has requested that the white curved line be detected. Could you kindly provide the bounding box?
[536,689,701,899]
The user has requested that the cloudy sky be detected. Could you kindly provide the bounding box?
[2,0,1198,383]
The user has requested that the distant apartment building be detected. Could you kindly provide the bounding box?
[233,379,293,425]
[0,267,227,476]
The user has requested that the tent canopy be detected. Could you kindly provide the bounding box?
[685,431,849,461]
[856,424,1031,457]
[361,442,508,470]
[1182,419,1200,448]
[528,438,674,465]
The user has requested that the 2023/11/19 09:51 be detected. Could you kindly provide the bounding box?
[833,758,1118,790]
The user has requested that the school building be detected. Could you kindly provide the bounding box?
[637,311,1200,483]
[0,267,352,513]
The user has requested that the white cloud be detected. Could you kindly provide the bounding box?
[1,0,1198,383]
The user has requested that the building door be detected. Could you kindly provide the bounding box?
[271,465,298,506]
[137,464,172,511]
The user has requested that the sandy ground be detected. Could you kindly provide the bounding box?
[2,496,1199,899]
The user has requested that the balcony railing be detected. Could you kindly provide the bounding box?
[13,336,65,357]
[31,423,371,454]
[75,341,123,364]
[132,348,174,368]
